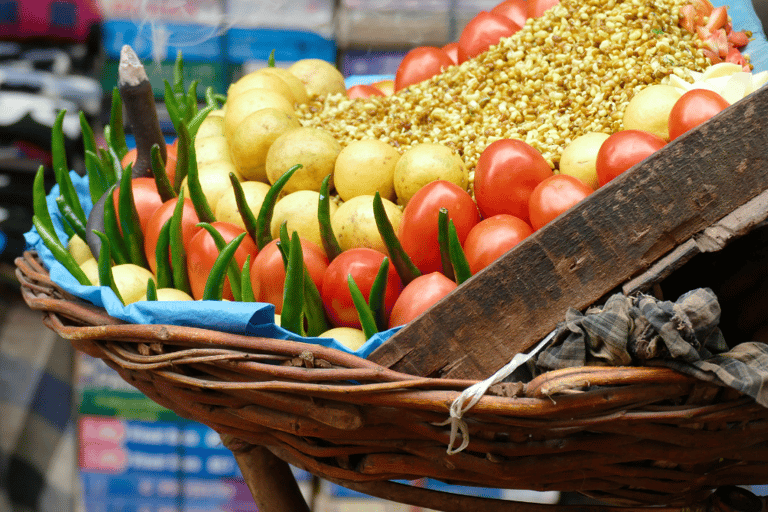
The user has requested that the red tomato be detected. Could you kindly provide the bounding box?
[394,46,455,92]
[347,84,386,99]
[389,272,457,328]
[442,42,460,64]
[668,89,730,141]
[463,214,532,274]
[250,238,329,315]
[186,221,259,301]
[528,174,592,230]
[491,0,528,30]
[527,0,559,18]
[112,177,163,234]
[457,11,521,64]
[473,139,553,223]
[321,248,403,329]
[143,197,201,275]
[121,143,178,185]
[595,130,666,187]
[398,180,481,275]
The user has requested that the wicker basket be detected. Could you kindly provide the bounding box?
[15,249,768,510]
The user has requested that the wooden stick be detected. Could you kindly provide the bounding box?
[118,44,166,179]
[220,437,310,512]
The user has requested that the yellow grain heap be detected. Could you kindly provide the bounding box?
[298,0,710,171]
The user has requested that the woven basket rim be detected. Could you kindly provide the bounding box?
[15,250,768,509]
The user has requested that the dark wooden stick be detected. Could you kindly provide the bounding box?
[221,437,310,512]
[118,44,166,179]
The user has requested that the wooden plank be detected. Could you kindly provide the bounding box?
[369,84,768,380]
[622,188,768,295]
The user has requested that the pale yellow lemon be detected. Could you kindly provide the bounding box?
[320,327,367,351]
[558,132,610,190]
[287,59,347,98]
[271,190,338,252]
[181,160,242,212]
[334,139,400,202]
[265,127,342,194]
[196,113,226,139]
[78,257,99,286]
[393,143,468,205]
[195,134,232,165]
[227,70,296,105]
[622,84,682,141]
[230,108,302,182]
[223,87,294,141]
[331,194,402,253]
[256,67,309,105]
[111,264,157,305]
[139,288,194,301]
[68,234,93,265]
[215,180,271,229]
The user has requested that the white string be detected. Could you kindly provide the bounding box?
[437,331,557,455]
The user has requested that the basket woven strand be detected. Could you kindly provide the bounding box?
[15,250,768,509]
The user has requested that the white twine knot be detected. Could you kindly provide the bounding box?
[437,331,556,455]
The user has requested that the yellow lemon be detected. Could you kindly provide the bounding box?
[622,84,682,141]
[334,139,400,202]
[559,132,610,190]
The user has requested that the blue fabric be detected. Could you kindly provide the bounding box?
[24,173,399,359]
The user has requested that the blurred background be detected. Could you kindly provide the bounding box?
[0,1,767,511]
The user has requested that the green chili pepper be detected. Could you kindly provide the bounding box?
[367,256,390,332]
[229,173,259,244]
[109,87,129,160]
[97,147,118,187]
[173,50,185,96]
[102,184,130,265]
[101,127,124,182]
[437,208,455,282]
[118,162,149,268]
[240,254,255,303]
[279,230,306,336]
[277,224,329,336]
[170,189,192,295]
[185,80,199,122]
[94,230,125,304]
[373,191,421,286]
[348,274,378,340]
[84,150,108,205]
[198,222,243,301]
[154,218,174,289]
[184,125,216,223]
[58,205,75,239]
[52,110,87,227]
[318,174,342,261]
[56,195,87,241]
[33,166,60,245]
[151,144,176,201]
[32,215,91,286]
[145,278,158,301]
[448,219,472,285]
[202,232,245,301]
[204,86,220,110]
[188,104,214,141]
[254,164,301,249]
[163,80,189,190]
[79,112,104,205]
[268,49,276,67]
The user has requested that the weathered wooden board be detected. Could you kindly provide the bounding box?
[369,83,768,380]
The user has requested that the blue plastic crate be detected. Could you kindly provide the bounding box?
[224,27,336,66]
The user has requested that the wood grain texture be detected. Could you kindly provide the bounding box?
[369,84,768,379]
